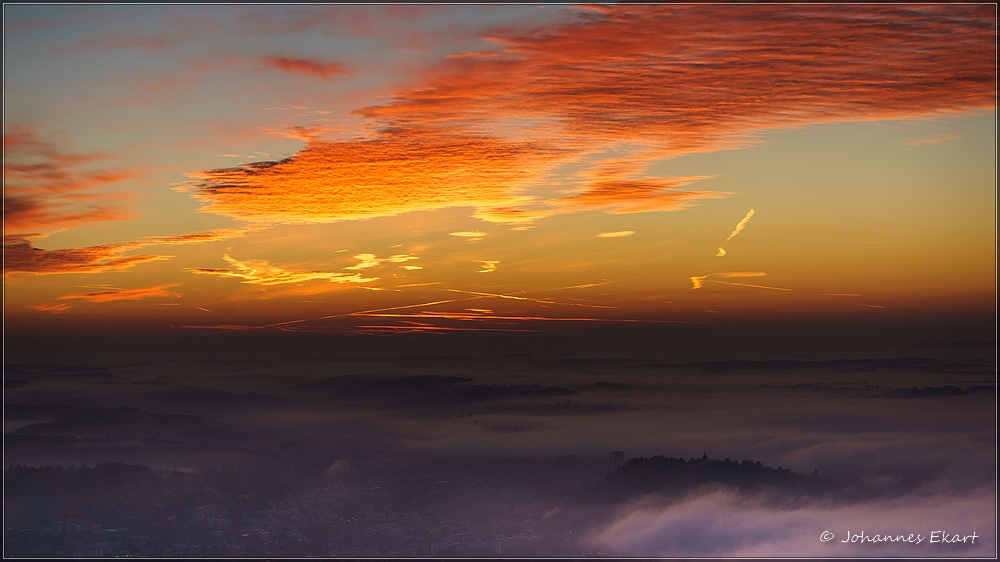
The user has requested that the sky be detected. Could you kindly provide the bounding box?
[3,4,996,335]
[3,7,996,556]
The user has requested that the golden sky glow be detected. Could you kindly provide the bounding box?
[3,4,996,333]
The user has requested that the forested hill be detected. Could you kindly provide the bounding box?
[585,455,827,505]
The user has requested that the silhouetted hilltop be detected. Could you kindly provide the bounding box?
[756,383,995,398]
[594,381,642,390]
[438,384,577,402]
[555,356,995,375]
[9,404,201,438]
[5,434,80,446]
[154,386,285,410]
[584,455,826,505]
[4,363,122,383]
[5,462,161,499]
[881,385,994,398]
[6,403,101,420]
[295,374,471,395]
[294,374,577,403]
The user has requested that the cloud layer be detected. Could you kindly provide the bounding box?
[186,6,993,228]
[4,127,137,236]
[362,5,995,142]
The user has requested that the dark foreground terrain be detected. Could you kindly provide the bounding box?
[4,324,996,557]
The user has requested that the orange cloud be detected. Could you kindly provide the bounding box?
[558,177,722,214]
[4,126,138,235]
[3,228,248,275]
[186,128,562,224]
[257,56,350,80]
[57,285,182,303]
[26,303,72,314]
[904,134,961,146]
[597,231,635,238]
[186,254,377,286]
[186,5,993,228]
[3,237,169,275]
[146,228,252,245]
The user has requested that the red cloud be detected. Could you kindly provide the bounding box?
[557,177,725,214]
[188,5,995,226]
[258,56,350,79]
[362,5,995,146]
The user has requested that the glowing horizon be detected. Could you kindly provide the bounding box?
[4,4,996,334]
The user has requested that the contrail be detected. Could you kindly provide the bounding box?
[712,279,792,292]
[726,208,755,241]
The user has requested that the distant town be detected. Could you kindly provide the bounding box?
[5,450,820,558]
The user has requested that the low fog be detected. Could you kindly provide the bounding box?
[5,322,995,557]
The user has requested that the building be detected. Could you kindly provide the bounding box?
[609,451,625,472]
